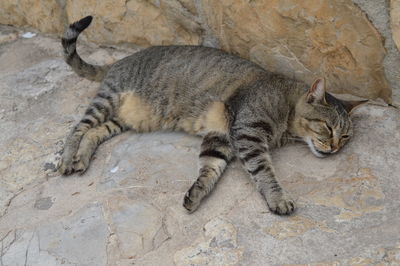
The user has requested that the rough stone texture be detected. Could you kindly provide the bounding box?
[202,0,391,102]
[1,27,400,265]
[392,0,400,51]
[65,0,202,46]
[0,0,64,33]
[1,0,399,103]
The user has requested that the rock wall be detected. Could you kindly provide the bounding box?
[1,0,399,103]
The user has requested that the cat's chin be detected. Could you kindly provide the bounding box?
[304,137,326,158]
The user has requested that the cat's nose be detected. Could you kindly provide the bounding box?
[323,146,338,154]
[331,146,339,153]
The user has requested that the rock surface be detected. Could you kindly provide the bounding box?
[1,27,400,265]
[0,0,398,103]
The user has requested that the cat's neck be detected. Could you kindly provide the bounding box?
[286,81,308,108]
[286,81,308,137]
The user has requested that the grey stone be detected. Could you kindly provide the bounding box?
[0,27,399,266]
[36,202,109,266]
[34,197,54,210]
[1,203,108,265]
[3,59,70,98]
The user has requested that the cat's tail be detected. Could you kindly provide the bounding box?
[61,16,110,82]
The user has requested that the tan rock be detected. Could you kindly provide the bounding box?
[0,0,63,33]
[202,0,391,102]
[392,0,400,52]
[264,216,334,240]
[65,0,201,46]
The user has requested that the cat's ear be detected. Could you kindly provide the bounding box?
[307,78,326,104]
[341,99,369,113]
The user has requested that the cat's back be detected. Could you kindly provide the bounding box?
[112,45,259,73]
[104,45,266,99]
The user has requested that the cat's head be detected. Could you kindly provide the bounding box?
[292,78,367,157]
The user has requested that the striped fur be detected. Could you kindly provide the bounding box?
[59,16,366,215]
[184,133,234,212]
[62,16,110,82]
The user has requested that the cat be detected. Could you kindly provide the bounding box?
[59,16,366,215]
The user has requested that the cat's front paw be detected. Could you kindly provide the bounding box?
[183,191,201,213]
[183,181,206,213]
[266,192,296,215]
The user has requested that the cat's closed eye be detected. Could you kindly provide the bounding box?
[308,121,331,136]
[341,135,351,143]
[324,123,333,136]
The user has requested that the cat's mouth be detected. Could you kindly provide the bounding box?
[304,137,333,158]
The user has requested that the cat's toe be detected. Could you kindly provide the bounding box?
[183,192,200,213]
[72,154,89,174]
[59,159,74,176]
[59,148,77,176]
[267,193,296,215]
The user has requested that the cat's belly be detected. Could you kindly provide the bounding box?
[116,92,229,135]
[175,101,228,135]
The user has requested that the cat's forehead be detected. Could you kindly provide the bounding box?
[305,101,350,126]
[325,93,348,116]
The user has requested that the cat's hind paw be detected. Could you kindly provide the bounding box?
[267,192,296,215]
[58,158,75,175]
[71,154,90,174]
[58,153,89,175]
[58,145,77,176]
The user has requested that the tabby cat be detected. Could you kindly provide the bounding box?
[59,16,365,215]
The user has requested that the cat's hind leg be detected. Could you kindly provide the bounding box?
[59,91,117,175]
[183,132,234,212]
[72,119,125,173]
